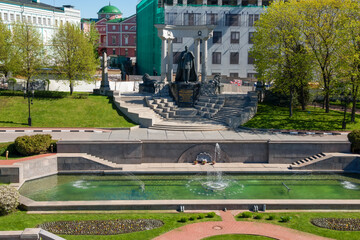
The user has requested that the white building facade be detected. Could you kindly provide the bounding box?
[0,0,81,45]
[162,2,265,78]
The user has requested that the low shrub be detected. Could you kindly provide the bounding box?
[0,142,18,157]
[280,216,291,222]
[238,212,252,218]
[348,130,360,153]
[15,134,52,156]
[189,216,196,221]
[72,93,88,99]
[267,215,275,220]
[49,140,58,153]
[34,91,68,99]
[254,214,263,219]
[197,214,204,219]
[0,185,20,216]
[178,217,188,223]
[206,212,216,218]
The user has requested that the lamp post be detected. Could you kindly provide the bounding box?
[23,82,34,126]
[341,92,351,130]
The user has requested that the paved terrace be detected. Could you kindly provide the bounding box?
[0,128,349,143]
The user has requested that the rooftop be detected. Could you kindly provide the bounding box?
[98,4,122,15]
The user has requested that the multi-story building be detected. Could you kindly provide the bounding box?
[137,0,270,79]
[0,0,81,45]
[84,4,137,65]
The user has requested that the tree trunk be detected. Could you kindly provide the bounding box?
[300,84,306,111]
[325,91,330,113]
[289,88,293,117]
[69,82,73,95]
[351,85,358,123]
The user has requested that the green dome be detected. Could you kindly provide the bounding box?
[98,5,122,15]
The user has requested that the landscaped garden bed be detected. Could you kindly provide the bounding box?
[38,219,164,235]
[311,218,360,231]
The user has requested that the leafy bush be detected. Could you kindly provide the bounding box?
[197,214,204,219]
[15,134,52,156]
[49,140,58,153]
[178,217,188,223]
[34,91,68,99]
[0,185,19,216]
[348,130,360,153]
[0,142,17,157]
[189,216,196,221]
[206,212,216,218]
[280,216,291,222]
[267,215,275,220]
[238,212,252,218]
[254,214,263,219]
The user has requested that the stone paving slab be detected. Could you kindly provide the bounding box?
[184,131,205,140]
[202,131,225,140]
[165,131,187,140]
[148,129,167,140]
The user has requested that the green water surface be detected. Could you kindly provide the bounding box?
[19,173,360,201]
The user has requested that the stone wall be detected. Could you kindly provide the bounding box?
[57,140,350,164]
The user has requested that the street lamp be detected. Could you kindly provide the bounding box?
[341,91,351,130]
[23,82,34,126]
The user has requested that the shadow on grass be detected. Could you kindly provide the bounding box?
[107,96,137,126]
[0,121,28,126]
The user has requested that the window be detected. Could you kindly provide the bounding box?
[230,73,239,77]
[4,13,8,21]
[55,19,58,26]
[38,17,41,24]
[230,52,239,64]
[0,13,2,20]
[231,32,240,44]
[212,52,221,64]
[16,15,20,22]
[206,13,217,25]
[33,17,36,24]
[247,73,258,78]
[112,36,116,44]
[125,49,128,56]
[184,13,201,26]
[213,31,222,44]
[113,49,116,55]
[248,32,255,44]
[48,19,51,25]
[124,36,129,45]
[60,20,63,25]
[248,14,259,27]
[125,25,129,30]
[27,16,31,23]
[112,25,116,30]
[248,53,255,64]
[223,0,238,5]
[173,37,183,43]
[225,14,239,26]
[10,14,14,22]
[166,13,178,25]
[43,18,46,25]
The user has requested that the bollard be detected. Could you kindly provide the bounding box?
[263,204,266,212]
[6,150,9,160]
[51,144,54,153]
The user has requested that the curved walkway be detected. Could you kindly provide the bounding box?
[154,211,332,240]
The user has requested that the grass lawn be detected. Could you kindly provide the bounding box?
[236,212,360,240]
[0,95,136,128]
[244,103,360,131]
[203,234,273,240]
[0,211,220,240]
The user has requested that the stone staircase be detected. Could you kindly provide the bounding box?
[210,92,258,128]
[57,153,123,170]
[146,97,198,119]
[195,96,225,118]
[289,153,328,169]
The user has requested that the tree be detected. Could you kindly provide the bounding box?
[0,20,15,78]
[339,1,360,123]
[298,0,345,113]
[11,21,45,91]
[52,22,98,95]
[250,0,313,116]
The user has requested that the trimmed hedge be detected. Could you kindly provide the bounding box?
[14,134,52,156]
[0,90,68,99]
[0,185,19,216]
[0,142,17,157]
[348,130,360,153]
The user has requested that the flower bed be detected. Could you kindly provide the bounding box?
[37,219,164,235]
[311,218,360,231]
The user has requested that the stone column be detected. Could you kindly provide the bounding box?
[100,51,110,95]
[258,0,262,6]
[183,0,187,5]
[203,0,207,5]
[218,0,222,6]
[237,0,242,6]
[167,38,174,82]
[173,0,178,5]
[161,37,168,83]
[194,38,201,75]
[201,38,208,82]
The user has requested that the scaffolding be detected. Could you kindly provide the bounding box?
[136,0,164,75]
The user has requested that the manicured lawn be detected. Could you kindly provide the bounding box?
[203,234,273,240]
[244,103,360,131]
[0,211,220,240]
[0,95,136,128]
[236,212,360,240]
